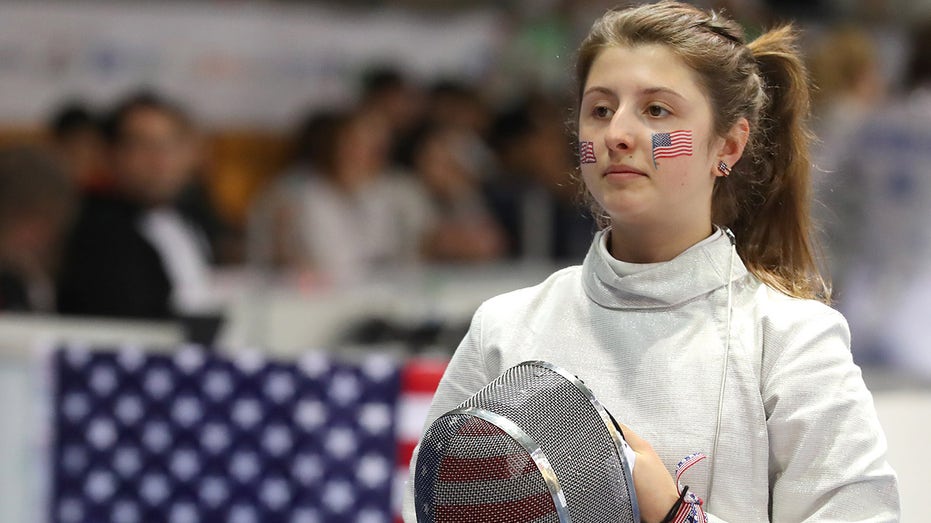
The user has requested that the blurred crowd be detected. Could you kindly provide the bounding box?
[0,71,596,320]
[0,1,930,376]
[248,72,594,283]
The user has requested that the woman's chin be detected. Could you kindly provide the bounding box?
[597,197,654,224]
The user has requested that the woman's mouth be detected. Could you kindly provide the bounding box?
[603,164,648,180]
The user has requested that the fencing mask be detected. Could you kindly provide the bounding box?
[414,360,639,523]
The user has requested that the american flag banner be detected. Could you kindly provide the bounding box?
[579,141,597,164]
[651,130,693,166]
[51,345,402,523]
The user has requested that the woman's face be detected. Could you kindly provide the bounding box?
[578,44,724,228]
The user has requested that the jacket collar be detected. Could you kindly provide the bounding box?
[581,228,748,310]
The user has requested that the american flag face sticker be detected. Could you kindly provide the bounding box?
[579,141,597,164]
[651,130,693,166]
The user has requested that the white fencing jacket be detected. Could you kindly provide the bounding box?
[403,229,899,522]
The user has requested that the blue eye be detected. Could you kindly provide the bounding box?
[647,105,670,117]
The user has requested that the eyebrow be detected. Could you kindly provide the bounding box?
[641,86,687,101]
[582,85,687,101]
[581,86,615,99]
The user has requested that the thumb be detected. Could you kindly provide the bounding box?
[614,421,654,455]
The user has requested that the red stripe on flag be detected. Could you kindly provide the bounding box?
[672,501,691,523]
[397,440,418,467]
[438,452,537,482]
[455,418,507,437]
[402,359,448,394]
[434,491,556,523]
[654,150,692,159]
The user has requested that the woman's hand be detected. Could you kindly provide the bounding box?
[617,423,680,523]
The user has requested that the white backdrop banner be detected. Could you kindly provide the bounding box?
[0,2,502,129]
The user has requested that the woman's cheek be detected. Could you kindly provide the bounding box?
[654,156,697,185]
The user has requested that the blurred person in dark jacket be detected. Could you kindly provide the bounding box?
[56,91,214,319]
[0,147,76,312]
[48,101,110,194]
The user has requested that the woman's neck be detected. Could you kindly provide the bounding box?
[608,219,713,263]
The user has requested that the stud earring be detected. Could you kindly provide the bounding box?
[717,160,731,177]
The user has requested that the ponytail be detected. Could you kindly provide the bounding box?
[731,27,828,302]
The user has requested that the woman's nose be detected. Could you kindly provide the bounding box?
[604,111,637,152]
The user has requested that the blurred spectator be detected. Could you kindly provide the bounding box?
[485,97,596,261]
[424,80,490,138]
[398,121,506,263]
[48,102,109,193]
[0,147,76,312]
[810,26,884,172]
[835,19,931,377]
[360,66,423,140]
[56,91,215,319]
[250,108,431,282]
[808,26,885,295]
[175,130,244,266]
[421,80,498,180]
[249,111,339,269]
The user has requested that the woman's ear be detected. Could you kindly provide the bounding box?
[716,117,749,177]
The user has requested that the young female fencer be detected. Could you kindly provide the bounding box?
[405,2,899,521]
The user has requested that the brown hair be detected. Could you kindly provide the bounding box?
[574,1,828,303]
